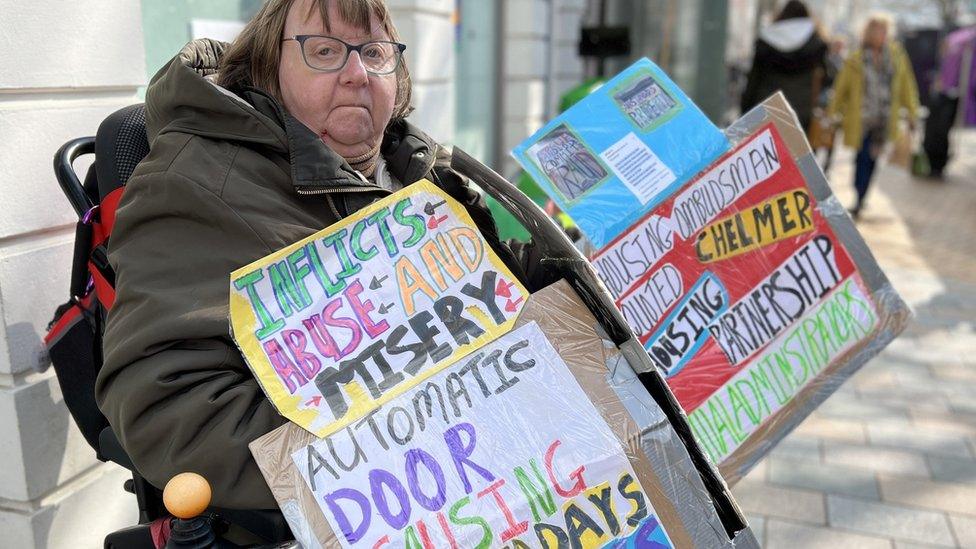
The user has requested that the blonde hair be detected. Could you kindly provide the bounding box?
[860,11,896,46]
[217,0,412,121]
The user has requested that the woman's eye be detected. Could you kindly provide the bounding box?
[316,47,336,57]
[363,46,384,59]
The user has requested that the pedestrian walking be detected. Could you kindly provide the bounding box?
[828,13,920,219]
[741,0,828,132]
[922,24,976,179]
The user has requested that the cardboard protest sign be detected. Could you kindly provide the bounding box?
[229,180,528,437]
[513,59,909,479]
[699,94,910,481]
[290,322,673,548]
[526,92,909,481]
[591,122,878,463]
[511,58,730,249]
[251,281,754,549]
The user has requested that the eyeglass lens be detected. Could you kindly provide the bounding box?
[301,37,399,73]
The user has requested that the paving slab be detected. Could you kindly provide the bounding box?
[767,456,880,500]
[867,424,974,459]
[765,518,892,549]
[827,494,956,547]
[926,455,976,486]
[948,514,976,548]
[767,436,823,463]
[908,415,976,439]
[895,542,957,549]
[878,475,976,517]
[732,131,976,547]
[745,515,767,548]
[818,396,911,421]
[793,416,868,444]
[928,363,976,383]
[734,480,827,525]
[822,441,930,477]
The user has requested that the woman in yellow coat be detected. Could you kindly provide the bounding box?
[828,14,920,218]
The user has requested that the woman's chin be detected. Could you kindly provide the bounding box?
[320,133,375,157]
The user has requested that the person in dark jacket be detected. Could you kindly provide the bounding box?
[740,0,829,131]
[96,0,552,510]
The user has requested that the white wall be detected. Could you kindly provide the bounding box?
[388,0,457,144]
[0,1,145,546]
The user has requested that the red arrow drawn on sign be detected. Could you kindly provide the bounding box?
[427,215,449,229]
[505,296,524,313]
[495,278,514,298]
[305,396,322,408]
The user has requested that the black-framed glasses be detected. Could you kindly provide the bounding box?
[282,35,406,75]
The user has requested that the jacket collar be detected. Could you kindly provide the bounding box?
[241,87,437,193]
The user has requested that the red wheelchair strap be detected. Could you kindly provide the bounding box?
[89,186,124,310]
[90,265,115,310]
[99,187,124,236]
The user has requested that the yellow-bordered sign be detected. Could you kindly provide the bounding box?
[230,180,527,437]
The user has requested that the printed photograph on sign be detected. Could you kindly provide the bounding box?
[290,323,674,549]
[587,123,882,466]
[525,123,609,202]
[511,58,730,249]
[229,181,528,437]
[611,69,682,131]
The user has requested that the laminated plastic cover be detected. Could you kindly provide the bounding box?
[571,92,911,484]
[511,58,730,249]
[699,93,913,483]
[250,280,760,548]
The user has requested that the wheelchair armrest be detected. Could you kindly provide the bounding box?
[209,508,293,544]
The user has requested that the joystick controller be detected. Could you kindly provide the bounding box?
[163,472,217,549]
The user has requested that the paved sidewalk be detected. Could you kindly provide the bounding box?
[733,130,976,548]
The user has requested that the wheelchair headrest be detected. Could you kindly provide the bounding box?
[95,104,149,202]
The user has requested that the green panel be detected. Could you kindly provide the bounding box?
[455,0,497,165]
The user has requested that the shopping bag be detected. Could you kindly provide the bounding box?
[888,128,912,168]
[911,148,931,176]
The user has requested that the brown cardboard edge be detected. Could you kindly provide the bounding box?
[717,93,912,484]
[249,279,696,547]
[717,308,903,484]
[514,280,694,548]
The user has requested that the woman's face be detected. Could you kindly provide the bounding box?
[278,0,398,158]
[865,21,888,49]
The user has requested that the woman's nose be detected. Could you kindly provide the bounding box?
[339,51,369,86]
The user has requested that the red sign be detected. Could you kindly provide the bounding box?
[591,124,878,462]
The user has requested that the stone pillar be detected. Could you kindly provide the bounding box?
[0,2,145,546]
[501,0,551,177]
[388,0,457,145]
[500,0,586,177]
[551,0,588,108]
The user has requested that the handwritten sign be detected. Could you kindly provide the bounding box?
[230,181,528,437]
[584,124,881,464]
[512,58,730,249]
[290,322,674,548]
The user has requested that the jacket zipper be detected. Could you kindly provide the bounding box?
[295,171,392,219]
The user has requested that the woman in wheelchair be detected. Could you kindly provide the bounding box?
[96,0,546,518]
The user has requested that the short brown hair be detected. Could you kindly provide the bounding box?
[217,0,412,121]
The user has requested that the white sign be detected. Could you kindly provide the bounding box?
[600,132,677,205]
[291,322,674,548]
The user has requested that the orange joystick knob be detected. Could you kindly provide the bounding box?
[163,472,212,519]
